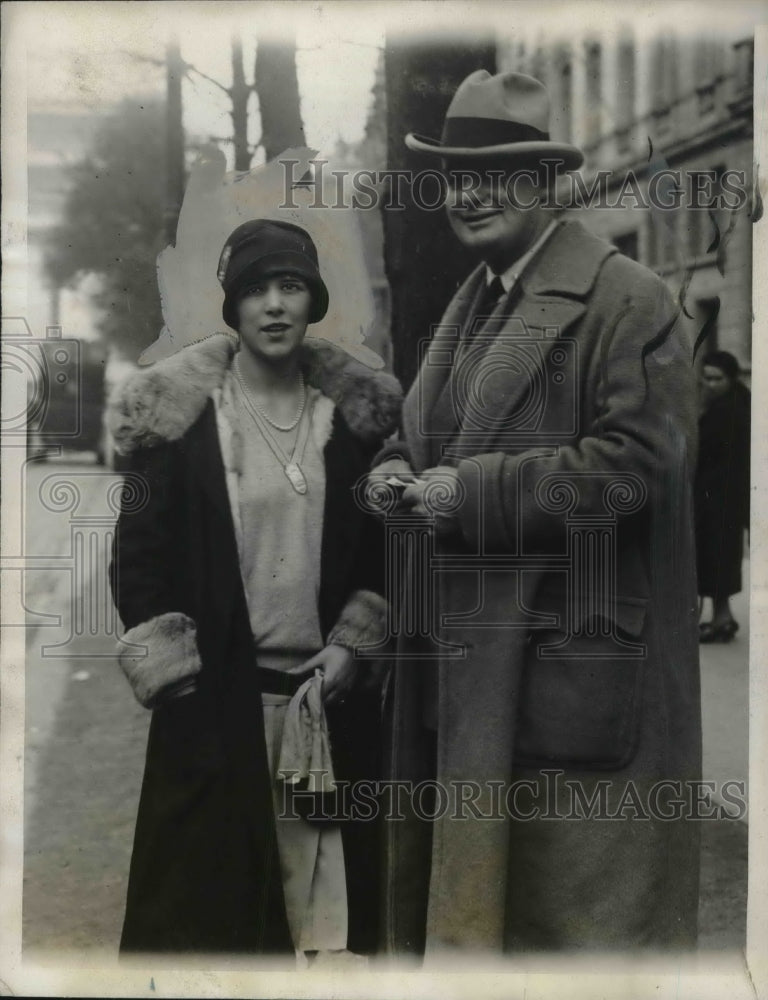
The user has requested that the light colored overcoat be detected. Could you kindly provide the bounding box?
[383,220,702,954]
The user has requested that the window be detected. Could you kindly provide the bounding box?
[650,37,678,134]
[648,214,677,268]
[694,39,720,115]
[732,38,754,95]
[585,42,602,145]
[559,52,573,143]
[614,39,635,155]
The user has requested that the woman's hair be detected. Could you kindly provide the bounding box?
[701,350,740,381]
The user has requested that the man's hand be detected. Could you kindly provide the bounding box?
[374,457,415,479]
[292,644,356,705]
[366,458,417,516]
[401,465,462,536]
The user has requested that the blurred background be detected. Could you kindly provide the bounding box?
[22,6,391,463]
[19,4,759,460]
[6,0,761,959]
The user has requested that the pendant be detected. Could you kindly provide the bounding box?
[284,461,308,494]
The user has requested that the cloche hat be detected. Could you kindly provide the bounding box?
[217,219,329,330]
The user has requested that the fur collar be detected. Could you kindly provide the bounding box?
[107,333,403,455]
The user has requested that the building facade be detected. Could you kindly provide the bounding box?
[498,30,755,374]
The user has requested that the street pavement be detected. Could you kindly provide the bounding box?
[699,559,750,814]
[17,458,750,955]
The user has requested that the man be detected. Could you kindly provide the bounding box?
[375,71,701,955]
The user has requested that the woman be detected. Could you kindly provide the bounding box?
[107,219,401,959]
[695,350,751,642]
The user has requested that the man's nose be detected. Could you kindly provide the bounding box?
[446,182,495,211]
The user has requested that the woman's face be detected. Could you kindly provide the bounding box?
[701,364,732,403]
[237,273,312,364]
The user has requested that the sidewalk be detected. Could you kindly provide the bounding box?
[699,559,750,815]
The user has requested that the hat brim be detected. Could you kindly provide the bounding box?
[405,132,584,170]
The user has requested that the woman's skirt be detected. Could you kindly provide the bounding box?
[261,692,348,953]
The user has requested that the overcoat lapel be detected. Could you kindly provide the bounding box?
[401,267,486,470]
[403,222,616,470]
[181,401,245,659]
[448,222,616,460]
[450,291,587,459]
[185,398,236,523]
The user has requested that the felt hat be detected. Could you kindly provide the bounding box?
[405,70,583,169]
[217,219,329,330]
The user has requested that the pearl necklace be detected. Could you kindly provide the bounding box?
[233,357,306,432]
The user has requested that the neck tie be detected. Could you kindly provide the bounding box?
[468,275,506,340]
[477,275,505,320]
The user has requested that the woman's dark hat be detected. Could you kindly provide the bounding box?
[405,70,583,169]
[218,219,329,329]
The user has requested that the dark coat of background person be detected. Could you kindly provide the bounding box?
[107,334,401,956]
[382,220,702,954]
[694,381,751,598]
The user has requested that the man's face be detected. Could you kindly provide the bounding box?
[443,160,547,269]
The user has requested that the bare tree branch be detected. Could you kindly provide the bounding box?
[181,59,232,96]
[117,49,165,69]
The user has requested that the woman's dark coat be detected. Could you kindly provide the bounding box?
[107,333,401,956]
[694,382,751,597]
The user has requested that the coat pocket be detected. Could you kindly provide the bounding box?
[514,598,647,770]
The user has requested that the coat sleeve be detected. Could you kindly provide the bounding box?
[109,443,202,707]
[454,267,699,555]
[327,507,389,652]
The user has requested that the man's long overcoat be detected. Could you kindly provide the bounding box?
[383,220,702,954]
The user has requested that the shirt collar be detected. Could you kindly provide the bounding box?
[485,219,560,293]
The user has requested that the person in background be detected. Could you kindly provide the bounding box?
[108,219,401,962]
[695,349,751,643]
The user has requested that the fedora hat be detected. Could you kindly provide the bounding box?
[405,70,583,169]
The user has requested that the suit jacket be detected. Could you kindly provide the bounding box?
[382,219,702,955]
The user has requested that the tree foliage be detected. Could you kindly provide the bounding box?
[44,97,166,361]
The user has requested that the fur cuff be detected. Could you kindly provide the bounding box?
[118,612,203,708]
[327,590,388,652]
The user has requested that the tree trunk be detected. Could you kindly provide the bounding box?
[230,37,252,171]
[254,36,306,161]
[382,39,496,390]
[165,37,185,244]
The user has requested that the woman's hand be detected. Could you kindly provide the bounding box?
[401,465,462,536]
[292,644,356,706]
